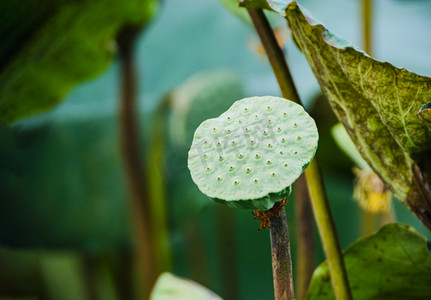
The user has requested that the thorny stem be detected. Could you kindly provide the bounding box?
[117,26,157,298]
[270,208,295,300]
[247,8,353,300]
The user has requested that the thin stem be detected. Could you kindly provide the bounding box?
[294,174,315,300]
[270,208,295,300]
[247,8,352,300]
[117,26,157,298]
[304,161,352,300]
[246,9,300,104]
[362,0,373,55]
[215,205,239,300]
[360,0,376,236]
[184,221,211,287]
[149,97,172,274]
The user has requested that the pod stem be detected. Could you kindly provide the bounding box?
[117,25,157,298]
[247,8,352,300]
[270,208,295,300]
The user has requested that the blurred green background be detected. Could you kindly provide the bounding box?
[1,0,431,299]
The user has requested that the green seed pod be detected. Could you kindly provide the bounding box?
[188,96,318,210]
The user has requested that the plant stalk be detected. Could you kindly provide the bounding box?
[215,205,239,300]
[149,96,172,274]
[360,0,379,236]
[117,26,157,298]
[247,8,352,300]
[294,174,315,300]
[247,10,300,103]
[270,208,295,300]
[362,0,373,55]
[304,161,352,300]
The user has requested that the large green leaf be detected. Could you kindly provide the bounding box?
[239,0,431,229]
[0,0,158,124]
[306,223,431,300]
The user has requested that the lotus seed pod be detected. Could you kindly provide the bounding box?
[188,96,319,210]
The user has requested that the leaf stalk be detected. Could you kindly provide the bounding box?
[118,26,157,299]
